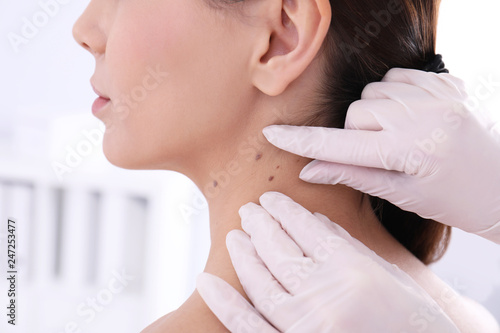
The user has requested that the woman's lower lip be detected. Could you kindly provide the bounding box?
[92,97,110,114]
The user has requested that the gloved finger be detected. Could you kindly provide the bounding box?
[299,160,417,209]
[302,160,452,225]
[313,211,416,284]
[258,192,349,262]
[238,204,315,293]
[361,81,434,103]
[345,99,406,130]
[262,125,403,171]
[312,212,352,239]
[196,272,279,333]
[226,229,295,312]
[382,68,467,100]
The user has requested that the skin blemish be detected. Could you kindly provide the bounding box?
[213,180,218,187]
[255,153,263,161]
[268,176,274,182]
[276,165,280,169]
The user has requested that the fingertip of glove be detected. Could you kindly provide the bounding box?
[300,160,324,182]
[196,272,212,291]
[258,191,282,205]
[262,126,274,139]
[225,229,247,251]
[197,272,230,294]
[263,125,298,146]
[196,273,230,306]
[262,125,282,142]
[238,202,261,220]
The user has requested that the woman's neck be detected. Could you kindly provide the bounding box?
[141,106,491,333]
[149,129,417,332]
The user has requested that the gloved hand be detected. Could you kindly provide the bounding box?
[197,192,459,333]
[262,68,500,244]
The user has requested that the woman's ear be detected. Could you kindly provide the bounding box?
[249,0,331,97]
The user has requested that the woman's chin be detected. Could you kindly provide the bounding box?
[102,144,180,172]
[103,153,141,170]
[101,143,144,170]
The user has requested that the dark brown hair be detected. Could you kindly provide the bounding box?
[309,0,451,265]
[213,0,451,264]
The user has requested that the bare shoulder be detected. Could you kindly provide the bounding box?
[460,296,500,333]
[139,291,229,333]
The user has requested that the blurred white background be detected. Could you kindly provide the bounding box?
[0,0,499,332]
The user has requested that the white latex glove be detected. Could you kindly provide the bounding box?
[197,192,459,333]
[262,68,500,244]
